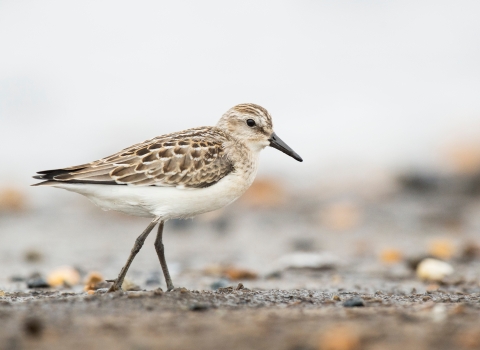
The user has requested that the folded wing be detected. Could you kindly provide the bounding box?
[33,127,235,188]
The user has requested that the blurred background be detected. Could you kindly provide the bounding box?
[1,1,480,292]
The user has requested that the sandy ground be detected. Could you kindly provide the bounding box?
[1,174,480,349]
[1,275,480,350]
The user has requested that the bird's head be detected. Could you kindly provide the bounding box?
[217,103,302,162]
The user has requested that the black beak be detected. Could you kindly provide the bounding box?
[268,132,303,162]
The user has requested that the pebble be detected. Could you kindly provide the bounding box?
[343,298,365,307]
[121,278,142,291]
[84,272,104,291]
[379,248,403,264]
[224,267,258,280]
[94,288,109,294]
[416,258,454,281]
[210,278,230,290]
[27,277,50,289]
[188,302,210,311]
[153,288,164,296]
[145,272,161,285]
[429,239,456,260]
[47,266,80,287]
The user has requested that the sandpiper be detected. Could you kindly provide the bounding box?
[33,103,302,292]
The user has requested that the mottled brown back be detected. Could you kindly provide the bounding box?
[34,127,235,188]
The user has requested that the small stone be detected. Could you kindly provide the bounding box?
[343,298,365,307]
[235,283,245,290]
[417,258,454,281]
[429,239,456,260]
[94,288,109,294]
[153,288,164,296]
[121,278,141,291]
[332,295,341,301]
[27,277,50,289]
[379,248,403,264]
[224,267,258,280]
[145,272,161,285]
[188,302,210,311]
[47,266,80,287]
[265,271,282,279]
[210,279,230,290]
[84,272,104,291]
[87,290,95,295]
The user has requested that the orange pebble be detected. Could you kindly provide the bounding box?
[429,239,455,260]
[379,248,403,264]
[84,272,104,291]
[224,267,258,280]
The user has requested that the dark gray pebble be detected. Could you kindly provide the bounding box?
[188,303,210,311]
[343,297,365,307]
[210,278,230,290]
[26,278,50,289]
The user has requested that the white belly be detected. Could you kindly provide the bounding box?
[52,172,253,219]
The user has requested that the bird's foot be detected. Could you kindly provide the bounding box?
[106,279,123,293]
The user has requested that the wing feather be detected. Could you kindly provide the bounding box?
[33,127,235,188]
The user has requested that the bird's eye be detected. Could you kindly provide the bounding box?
[246,119,256,127]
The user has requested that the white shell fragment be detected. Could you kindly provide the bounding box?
[416,258,454,281]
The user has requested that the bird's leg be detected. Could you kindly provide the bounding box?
[154,221,175,291]
[107,217,160,292]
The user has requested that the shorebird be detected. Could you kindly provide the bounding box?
[33,103,303,292]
